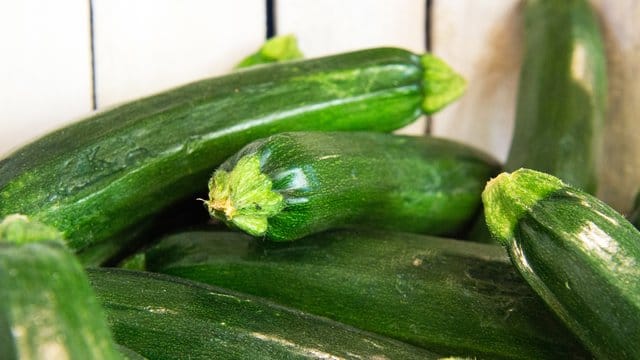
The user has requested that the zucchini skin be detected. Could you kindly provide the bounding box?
[0,216,121,360]
[0,47,436,264]
[208,131,500,241]
[505,0,607,194]
[483,169,640,359]
[145,230,588,359]
[87,268,440,360]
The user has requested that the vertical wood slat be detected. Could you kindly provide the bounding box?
[430,0,521,163]
[92,0,266,109]
[276,0,427,135]
[0,0,93,157]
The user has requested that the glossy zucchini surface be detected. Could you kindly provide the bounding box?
[206,131,499,241]
[146,229,588,359]
[484,169,640,359]
[0,47,464,264]
[88,268,440,360]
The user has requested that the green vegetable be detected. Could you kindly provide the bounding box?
[505,0,607,194]
[206,131,498,241]
[0,215,122,360]
[88,268,441,360]
[236,34,303,68]
[0,47,465,265]
[468,0,607,245]
[145,229,588,359]
[483,169,640,359]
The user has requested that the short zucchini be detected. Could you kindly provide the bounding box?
[0,215,122,360]
[0,47,465,265]
[483,169,640,359]
[206,131,499,241]
[145,229,588,359]
[88,268,440,360]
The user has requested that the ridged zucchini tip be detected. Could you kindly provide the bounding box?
[0,214,63,245]
[206,155,284,236]
[420,54,467,114]
[482,169,564,244]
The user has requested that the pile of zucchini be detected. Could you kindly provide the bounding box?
[1,1,638,359]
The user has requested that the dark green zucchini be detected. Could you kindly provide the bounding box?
[0,47,465,265]
[505,0,607,194]
[468,0,607,245]
[88,268,441,360]
[0,215,122,360]
[483,168,640,359]
[206,131,499,241]
[145,229,588,359]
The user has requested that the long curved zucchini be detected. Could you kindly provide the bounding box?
[0,215,122,360]
[483,169,640,359]
[145,229,588,359]
[206,131,499,241]
[88,268,441,360]
[0,47,465,265]
[505,0,607,194]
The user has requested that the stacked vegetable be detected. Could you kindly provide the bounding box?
[1,1,638,359]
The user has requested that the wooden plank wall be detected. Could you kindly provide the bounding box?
[1,0,638,211]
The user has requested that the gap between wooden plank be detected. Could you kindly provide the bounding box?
[267,0,276,38]
[89,0,97,110]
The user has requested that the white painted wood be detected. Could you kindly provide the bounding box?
[0,0,93,157]
[592,0,640,213]
[430,0,521,163]
[277,0,427,135]
[93,0,265,108]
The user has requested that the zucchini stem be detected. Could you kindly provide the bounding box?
[205,155,284,237]
[482,169,564,244]
[420,54,467,114]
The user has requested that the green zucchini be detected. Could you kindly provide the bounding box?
[145,229,588,359]
[0,47,465,265]
[88,268,441,360]
[205,131,499,241]
[236,34,303,68]
[468,0,607,245]
[0,215,122,360]
[505,0,607,194]
[483,169,640,359]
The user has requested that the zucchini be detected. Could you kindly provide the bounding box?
[0,47,465,265]
[468,0,607,245]
[483,169,640,359]
[88,268,440,360]
[505,0,607,194]
[145,229,588,359]
[205,131,499,241]
[0,215,122,360]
